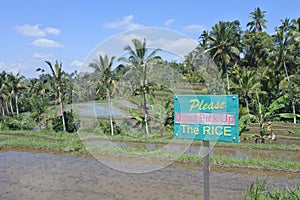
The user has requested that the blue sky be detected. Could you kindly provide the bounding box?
[0,0,299,77]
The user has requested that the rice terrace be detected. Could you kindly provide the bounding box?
[1,2,300,200]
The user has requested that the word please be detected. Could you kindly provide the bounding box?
[189,99,225,111]
[175,113,235,125]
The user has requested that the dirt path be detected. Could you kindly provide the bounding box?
[0,151,299,200]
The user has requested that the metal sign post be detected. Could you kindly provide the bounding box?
[203,140,210,200]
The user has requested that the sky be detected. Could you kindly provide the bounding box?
[0,0,299,78]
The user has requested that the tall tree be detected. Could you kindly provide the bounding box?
[247,7,267,32]
[230,67,260,114]
[241,31,274,70]
[37,60,67,131]
[0,71,7,116]
[6,72,25,115]
[89,54,116,136]
[119,38,161,136]
[273,23,297,123]
[204,21,241,93]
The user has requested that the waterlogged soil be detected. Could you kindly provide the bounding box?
[1,151,299,200]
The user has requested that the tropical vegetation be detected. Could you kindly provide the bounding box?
[0,7,299,139]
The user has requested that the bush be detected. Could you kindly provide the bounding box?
[94,119,122,135]
[0,114,34,130]
[52,110,79,133]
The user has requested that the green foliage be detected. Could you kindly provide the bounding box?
[243,180,300,200]
[129,108,144,123]
[288,129,300,135]
[0,114,34,130]
[94,119,122,135]
[52,110,79,133]
[280,113,300,119]
[239,114,256,136]
[28,94,49,123]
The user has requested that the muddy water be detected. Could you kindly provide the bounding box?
[1,151,299,200]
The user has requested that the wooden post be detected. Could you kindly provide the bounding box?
[203,140,210,200]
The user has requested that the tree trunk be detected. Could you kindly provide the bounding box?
[283,62,296,124]
[143,92,149,136]
[15,95,19,115]
[225,63,230,94]
[5,99,9,115]
[142,63,149,136]
[245,98,250,114]
[107,86,114,136]
[0,96,4,116]
[9,94,14,115]
[59,90,66,132]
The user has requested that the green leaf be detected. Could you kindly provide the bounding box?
[288,129,300,135]
[279,113,300,119]
[129,108,144,123]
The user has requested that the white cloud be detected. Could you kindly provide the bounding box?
[0,61,5,69]
[115,33,145,44]
[182,24,207,34]
[165,19,174,27]
[44,27,60,35]
[104,15,144,30]
[15,24,60,37]
[32,52,54,59]
[71,60,84,68]
[114,33,197,57]
[31,38,64,48]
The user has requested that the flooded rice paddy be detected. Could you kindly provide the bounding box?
[1,151,299,200]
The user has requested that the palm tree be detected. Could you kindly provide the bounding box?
[273,28,297,123]
[278,18,293,33]
[204,21,241,93]
[6,72,25,115]
[247,7,267,32]
[89,54,116,136]
[241,31,274,70]
[230,67,260,114]
[37,60,67,131]
[119,38,161,136]
[0,71,7,116]
[199,30,210,48]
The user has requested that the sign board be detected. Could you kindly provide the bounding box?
[174,95,239,143]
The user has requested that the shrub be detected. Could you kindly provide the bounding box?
[52,110,79,133]
[94,119,122,135]
[0,114,34,130]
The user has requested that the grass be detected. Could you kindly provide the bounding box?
[0,130,84,153]
[86,142,300,171]
[288,129,300,136]
[79,130,300,151]
[242,180,300,200]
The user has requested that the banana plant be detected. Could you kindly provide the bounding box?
[244,92,288,143]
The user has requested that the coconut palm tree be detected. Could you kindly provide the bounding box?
[273,28,297,123]
[247,7,267,32]
[204,21,241,93]
[119,38,161,136]
[37,60,67,131]
[89,54,116,136]
[6,72,25,115]
[230,67,260,114]
[0,71,7,116]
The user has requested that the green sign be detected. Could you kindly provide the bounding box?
[174,95,239,143]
